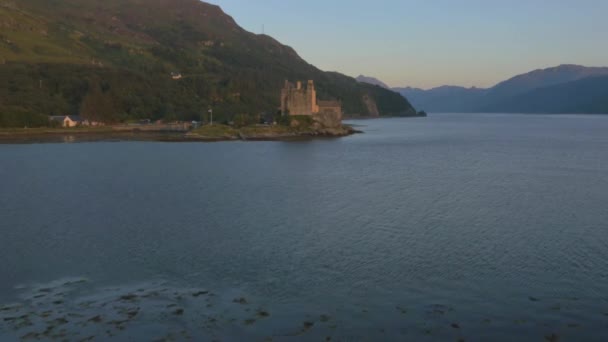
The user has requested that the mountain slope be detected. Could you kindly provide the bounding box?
[481,76,608,114]
[355,75,389,89]
[393,65,608,113]
[485,64,608,101]
[393,86,487,113]
[0,0,417,127]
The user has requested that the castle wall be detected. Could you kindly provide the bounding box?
[287,89,313,115]
[318,100,342,121]
[312,111,341,128]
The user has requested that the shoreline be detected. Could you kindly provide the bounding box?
[0,125,361,144]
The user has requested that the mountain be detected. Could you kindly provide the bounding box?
[356,75,389,89]
[393,86,487,113]
[480,76,608,114]
[485,64,608,101]
[394,65,608,113]
[0,0,417,127]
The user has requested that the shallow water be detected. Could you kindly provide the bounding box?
[1,114,608,341]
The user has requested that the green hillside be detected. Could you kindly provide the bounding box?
[0,0,417,127]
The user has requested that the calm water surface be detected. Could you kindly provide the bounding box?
[1,114,608,341]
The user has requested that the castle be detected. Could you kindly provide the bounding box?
[280,80,342,119]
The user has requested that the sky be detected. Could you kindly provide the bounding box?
[208,0,608,89]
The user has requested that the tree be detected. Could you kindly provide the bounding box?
[79,79,116,123]
[276,110,291,126]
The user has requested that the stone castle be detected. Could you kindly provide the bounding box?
[280,80,342,119]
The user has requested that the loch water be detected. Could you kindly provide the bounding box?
[1,114,608,341]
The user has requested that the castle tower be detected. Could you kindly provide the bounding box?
[280,80,292,115]
[307,80,318,113]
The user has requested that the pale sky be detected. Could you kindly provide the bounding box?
[208,0,608,89]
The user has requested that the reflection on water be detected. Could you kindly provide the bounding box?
[62,135,76,143]
[0,131,190,144]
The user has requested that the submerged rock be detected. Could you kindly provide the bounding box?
[62,278,88,286]
[125,309,139,319]
[21,332,40,340]
[302,321,314,330]
[88,315,103,323]
[0,304,23,312]
[256,309,270,317]
[49,317,69,326]
[233,297,248,305]
[119,294,138,302]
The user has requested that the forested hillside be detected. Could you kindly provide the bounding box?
[0,0,417,127]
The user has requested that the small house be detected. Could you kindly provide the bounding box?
[63,115,84,127]
[49,115,90,127]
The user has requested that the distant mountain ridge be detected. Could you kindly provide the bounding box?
[392,85,488,113]
[489,64,608,100]
[366,65,608,114]
[481,75,608,114]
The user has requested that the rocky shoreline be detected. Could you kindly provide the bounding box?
[184,125,360,142]
[0,125,361,144]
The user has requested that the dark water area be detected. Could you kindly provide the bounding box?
[1,114,608,341]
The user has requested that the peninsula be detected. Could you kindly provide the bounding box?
[0,78,360,143]
[187,80,357,141]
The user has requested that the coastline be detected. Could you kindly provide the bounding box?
[0,124,361,144]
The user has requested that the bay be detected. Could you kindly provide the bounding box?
[1,114,608,341]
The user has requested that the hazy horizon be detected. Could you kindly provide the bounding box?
[209,0,608,89]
